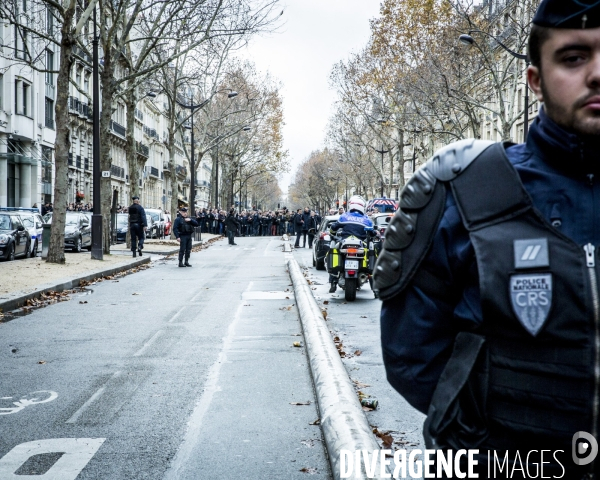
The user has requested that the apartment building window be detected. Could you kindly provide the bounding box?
[46,6,54,36]
[84,73,89,94]
[45,97,54,129]
[15,80,30,116]
[41,146,53,183]
[76,68,81,89]
[46,50,54,85]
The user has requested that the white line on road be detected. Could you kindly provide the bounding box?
[168,306,187,324]
[163,282,251,480]
[133,330,164,357]
[66,371,121,424]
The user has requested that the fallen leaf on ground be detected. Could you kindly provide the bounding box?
[321,310,327,320]
[290,401,311,406]
[132,292,141,295]
[360,315,367,318]
[38,360,46,364]
[300,467,318,474]
[354,350,362,356]
[79,300,88,304]
[309,418,321,425]
[293,342,302,347]
[323,300,329,305]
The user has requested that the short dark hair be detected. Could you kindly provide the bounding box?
[528,24,552,70]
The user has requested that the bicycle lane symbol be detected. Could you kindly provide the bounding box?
[0,391,58,415]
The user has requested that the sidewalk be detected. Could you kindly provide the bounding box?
[0,253,150,312]
[110,233,221,255]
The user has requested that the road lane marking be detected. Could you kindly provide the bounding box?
[242,291,291,300]
[168,306,186,323]
[164,282,251,480]
[66,372,121,424]
[133,330,164,357]
[0,391,58,415]
[0,438,105,479]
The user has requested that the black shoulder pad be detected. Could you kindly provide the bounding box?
[374,139,496,301]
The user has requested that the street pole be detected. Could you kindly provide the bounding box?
[374,145,389,197]
[215,147,219,210]
[190,104,195,215]
[91,5,103,260]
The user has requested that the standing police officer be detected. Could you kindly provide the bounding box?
[128,196,147,258]
[173,207,198,267]
[374,1,600,477]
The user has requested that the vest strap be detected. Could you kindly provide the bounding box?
[450,142,532,231]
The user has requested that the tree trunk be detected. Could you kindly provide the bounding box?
[125,94,138,249]
[47,14,76,264]
[100,58,116,254]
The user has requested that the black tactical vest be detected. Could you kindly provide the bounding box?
[129,204,141,224]
[374,140,596,475]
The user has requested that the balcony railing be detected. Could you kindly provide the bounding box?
[76,155,82,169]
[68,96,90,119]
[110,120,126,138]
[146,166,159,178]
[136,141,149,157]
[110,165,125,178]
[143,125,158,139]
[73,46,92,65]
[175,165,187,177]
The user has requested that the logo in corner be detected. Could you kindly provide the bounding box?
[509,274,552,336]
[573,431,598,466]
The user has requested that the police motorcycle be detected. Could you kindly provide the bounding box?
[326,227,379,301]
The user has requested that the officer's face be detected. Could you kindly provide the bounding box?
[529,26,600,136]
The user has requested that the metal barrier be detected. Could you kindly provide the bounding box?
[41,224,51,259]
[193,227,202,242]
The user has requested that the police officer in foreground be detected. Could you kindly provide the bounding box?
[173,207,198,267]
[128,196,147,258]
[374,1,600,477]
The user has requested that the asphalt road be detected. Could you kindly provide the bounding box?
[0,236,330,479]
[292,244,426,454]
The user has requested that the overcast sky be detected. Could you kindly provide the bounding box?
[239,0,382,198]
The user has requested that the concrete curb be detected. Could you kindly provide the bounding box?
[0,256,150,313]
[288,258,387,480]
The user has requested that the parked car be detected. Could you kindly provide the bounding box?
[44,212,92,252]
[19,212,45,257]
[164,213,172,236]
[145,209,165,238]
[0,212,31,261]
[116,213,128,242]
[312,215,339,270]
[372,213,394,241]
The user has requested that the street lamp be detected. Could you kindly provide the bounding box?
[459,30,530,140]
[178,89,238,214]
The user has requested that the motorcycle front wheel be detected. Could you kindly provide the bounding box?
[345,278,357,302]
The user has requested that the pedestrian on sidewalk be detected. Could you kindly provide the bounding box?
[128,196,147,258]
[307,210,318,249]
[173,207,198,267]
[293,209,304,247]
[225,209,240,246]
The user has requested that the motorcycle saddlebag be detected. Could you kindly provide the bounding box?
[327,248,341,274]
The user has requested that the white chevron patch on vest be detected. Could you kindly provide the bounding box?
[514,238,550,269]
[510,274,552,336]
